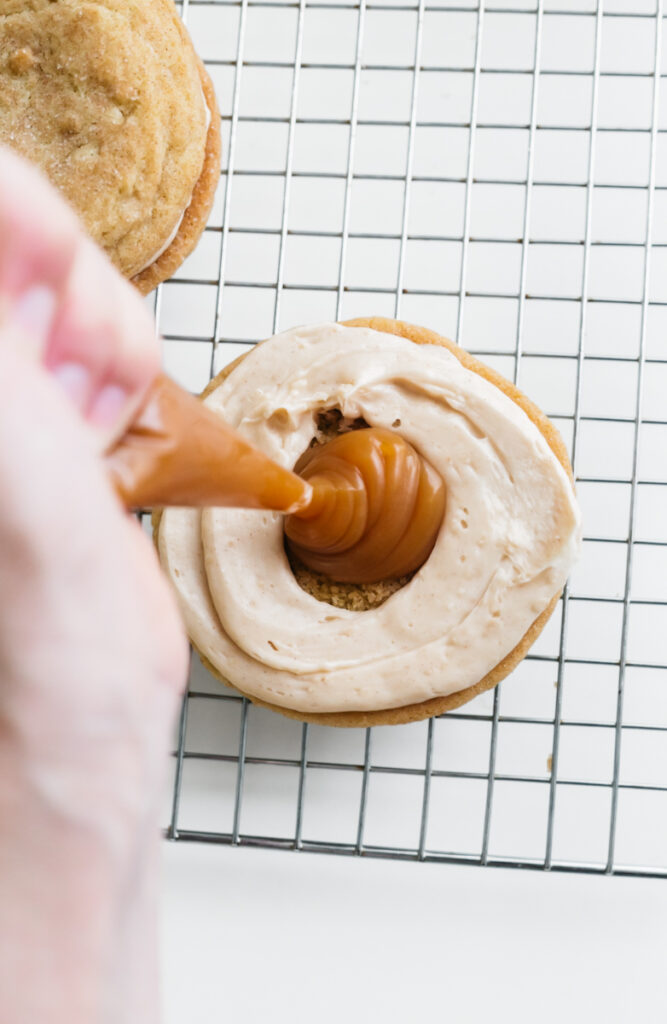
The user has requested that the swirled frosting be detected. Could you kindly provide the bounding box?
[158,323,581,713]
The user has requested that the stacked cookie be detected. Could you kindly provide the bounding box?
[0,0,220,292]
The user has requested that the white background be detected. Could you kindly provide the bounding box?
[161,842,667,1022]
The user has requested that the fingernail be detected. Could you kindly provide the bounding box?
[88,383,129,430]
[11,285,56,353]
[51,361,92,413]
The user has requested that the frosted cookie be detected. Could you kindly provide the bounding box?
[156,320,581,727]
[0,0,220,293]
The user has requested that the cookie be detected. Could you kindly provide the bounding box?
[155,320,580,727]
[0,0,220,292]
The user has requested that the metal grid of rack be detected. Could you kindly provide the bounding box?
[153,0,667,877]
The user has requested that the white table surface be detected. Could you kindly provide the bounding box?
[161,841,667,1023]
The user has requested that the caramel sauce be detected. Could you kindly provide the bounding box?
[106,374,446,584]
[284,428,445,583]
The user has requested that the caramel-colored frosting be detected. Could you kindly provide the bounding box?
[285,428,445,583]
[156,323,582,715]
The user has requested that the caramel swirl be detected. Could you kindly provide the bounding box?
[286,428,446,584]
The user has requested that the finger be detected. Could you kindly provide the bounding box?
[0,148,160,447]
[0,340,119,566]
[45,237,159,441]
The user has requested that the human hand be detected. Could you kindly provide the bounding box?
[0,147,189,1023]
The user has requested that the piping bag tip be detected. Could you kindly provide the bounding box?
[104,373,313,513]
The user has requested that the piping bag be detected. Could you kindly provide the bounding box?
[105,373,312,514]
[104,373,446,584]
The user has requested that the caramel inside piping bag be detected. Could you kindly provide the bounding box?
[106,374,312,513]
[106,374,445,584]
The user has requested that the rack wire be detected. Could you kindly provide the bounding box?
[154,0,667,877]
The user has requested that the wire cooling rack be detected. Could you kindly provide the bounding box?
[151,0,667,877]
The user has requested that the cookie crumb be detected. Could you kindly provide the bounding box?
[315,407,369,438]
[8,48,36,74]
[288,550,412,610]
[70,142,100,170]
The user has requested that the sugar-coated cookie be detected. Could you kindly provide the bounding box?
[0,0,220,292]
